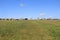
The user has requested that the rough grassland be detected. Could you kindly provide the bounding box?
[0,20,60,40]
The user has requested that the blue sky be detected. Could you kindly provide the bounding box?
[0,0,60,19]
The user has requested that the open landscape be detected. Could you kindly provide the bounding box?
[0,20,60,40]
[0,0,60,40]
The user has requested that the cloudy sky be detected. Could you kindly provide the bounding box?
[0,0,60,19]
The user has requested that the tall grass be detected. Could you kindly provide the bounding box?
[0,20,60,40]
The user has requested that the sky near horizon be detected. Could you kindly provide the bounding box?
[0,0,60,19]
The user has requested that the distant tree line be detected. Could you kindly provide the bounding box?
[0,18,60,20]
[0,18,28,20]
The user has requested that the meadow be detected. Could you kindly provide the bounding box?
[0,20,60,40]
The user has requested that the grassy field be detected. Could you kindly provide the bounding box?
[0,20,60,40]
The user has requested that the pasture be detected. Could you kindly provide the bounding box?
[0,20,60,40]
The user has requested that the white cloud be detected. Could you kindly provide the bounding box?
[40,13,45,16]
[49,16,52,18]
[20,3,24,7]
[48,16,54,19]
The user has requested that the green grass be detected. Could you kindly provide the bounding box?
[0,20,60,40]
